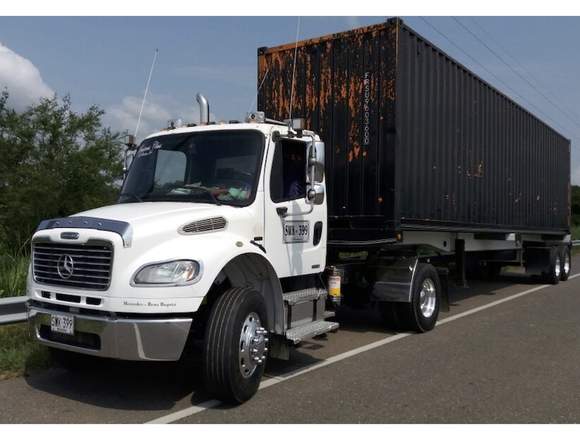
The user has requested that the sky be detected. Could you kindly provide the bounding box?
[1,16,580,181]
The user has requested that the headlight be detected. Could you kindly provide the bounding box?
[132,260,201,286]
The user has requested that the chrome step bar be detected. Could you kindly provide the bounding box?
[282,288,325,305]
[282,287,338,344]
[285,320,339,344]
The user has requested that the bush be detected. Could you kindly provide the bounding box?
[0,90,124,252]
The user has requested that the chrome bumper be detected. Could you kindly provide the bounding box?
[28,306,192,361]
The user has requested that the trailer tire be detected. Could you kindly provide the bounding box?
[560,247,571,282]
[395,263,441,333]
[202,286,269,403]
[543,247,561,285]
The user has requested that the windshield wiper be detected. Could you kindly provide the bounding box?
[187,187,222,206]
[119,192,145,203]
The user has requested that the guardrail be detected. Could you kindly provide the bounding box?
[0,296,28,325]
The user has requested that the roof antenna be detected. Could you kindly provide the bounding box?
[247,66,270,114]
[288,16,301,123]
[134,48,159,140]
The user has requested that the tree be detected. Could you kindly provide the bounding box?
[0,91,124,251]
[572,185,580,226]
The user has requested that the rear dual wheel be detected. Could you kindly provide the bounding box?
[560,246,571,282]
[379,263,441,333]
[543,247,561,285]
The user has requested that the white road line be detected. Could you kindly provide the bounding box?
[146,399,221,424]
[146,273,580,424]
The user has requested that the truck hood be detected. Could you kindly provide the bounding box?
[73,202,254,241]
[75,202,219,224]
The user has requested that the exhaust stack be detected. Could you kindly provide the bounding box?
[196,93,209,125]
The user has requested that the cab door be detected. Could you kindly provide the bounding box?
[264,136,326,278]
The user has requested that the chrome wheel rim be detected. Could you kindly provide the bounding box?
[419,278,437,318]
[564,252,571,275]
[555,256,561,278]
[238,312,268,378]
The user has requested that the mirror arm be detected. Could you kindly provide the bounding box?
[279,204,314,218]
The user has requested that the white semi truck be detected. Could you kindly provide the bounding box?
[27,19,571,403]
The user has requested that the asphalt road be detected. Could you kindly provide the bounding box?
[1,260,579,423]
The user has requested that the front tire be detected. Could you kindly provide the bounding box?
[203,287,269,403]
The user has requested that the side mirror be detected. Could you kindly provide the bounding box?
[305,140,325,205]
[307,140,325,183]
[123,134,138,180]
[306,184,325,205]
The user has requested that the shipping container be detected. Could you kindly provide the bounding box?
[257,18,571,242]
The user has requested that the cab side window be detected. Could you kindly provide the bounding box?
[270,140,306,202]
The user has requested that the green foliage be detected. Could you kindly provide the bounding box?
[0,249,29,298]
[0,323,51,380]
[0,90,124,251]
[572,185,580,228]
[571,224,580,241]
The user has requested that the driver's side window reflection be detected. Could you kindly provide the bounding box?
[154,149,186,190]
[270,140,306,203]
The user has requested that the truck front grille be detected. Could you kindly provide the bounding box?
[32,242,113,291]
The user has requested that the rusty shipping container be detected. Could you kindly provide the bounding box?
[257,18,571,242]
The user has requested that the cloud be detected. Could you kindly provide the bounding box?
[345,17,362,29]
[571,161,580,185]
[0,42,53,111]
[104,93,216,140]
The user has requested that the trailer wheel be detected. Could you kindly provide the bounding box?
[543,247,561,285]
[560,247,571,281]
[202,286,269,403]
[396,263,441,333]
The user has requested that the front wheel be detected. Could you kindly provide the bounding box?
[202,287,269,403]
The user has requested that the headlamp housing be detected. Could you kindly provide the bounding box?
[132,260,201,286]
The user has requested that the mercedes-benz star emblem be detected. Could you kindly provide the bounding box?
[57,254,75,279]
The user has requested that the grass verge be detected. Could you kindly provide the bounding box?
[0,251,29,298]
[0,323,51,380]
[572,224,580,241]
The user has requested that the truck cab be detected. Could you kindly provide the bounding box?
[27,106,334,403]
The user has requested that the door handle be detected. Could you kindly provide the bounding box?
[276,207,288,217]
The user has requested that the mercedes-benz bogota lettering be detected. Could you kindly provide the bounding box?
[27,18,571,403]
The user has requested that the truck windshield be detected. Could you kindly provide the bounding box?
[119,130,264,206]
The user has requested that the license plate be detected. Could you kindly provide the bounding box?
[50,314,74,335]
[283,220,310,243]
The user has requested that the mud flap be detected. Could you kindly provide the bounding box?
[437,267,450,313]
[524,246,552,276]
